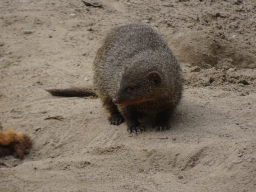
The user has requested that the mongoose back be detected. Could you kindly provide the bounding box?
[93,24,182,133]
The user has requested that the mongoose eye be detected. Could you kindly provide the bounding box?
[127,85,137,92]
[127,87,135,92]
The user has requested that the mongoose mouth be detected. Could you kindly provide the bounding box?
[113,98,141,106]
[112,97,156,106]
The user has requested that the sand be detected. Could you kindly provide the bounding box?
[0,0,256,191]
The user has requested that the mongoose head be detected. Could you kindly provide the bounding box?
[112,67,162,106]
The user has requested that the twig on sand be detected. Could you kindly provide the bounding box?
[81,1,103,8]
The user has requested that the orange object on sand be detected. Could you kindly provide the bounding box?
[0,128,32,159]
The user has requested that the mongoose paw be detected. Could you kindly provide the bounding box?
[127,125,145,134]
[155,124,170,132]
[109,113,125,125]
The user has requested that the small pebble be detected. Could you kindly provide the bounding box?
[142,20,150,23]
[227,68,236,72]
[238,153,243,157]
[23,30,33,34]
[190,66,201,72]
[84,77,89,81]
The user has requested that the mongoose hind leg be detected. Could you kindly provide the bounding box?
[155,110,173,131]
[103,97,124,125]
[123,107,145,134]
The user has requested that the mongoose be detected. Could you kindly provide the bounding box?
[47,24,183,133]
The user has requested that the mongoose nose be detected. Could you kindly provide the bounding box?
[112,98,120,104]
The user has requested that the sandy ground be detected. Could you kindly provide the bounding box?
[1,0,256,191]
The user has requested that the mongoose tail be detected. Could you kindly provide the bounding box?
[46,88,97,98]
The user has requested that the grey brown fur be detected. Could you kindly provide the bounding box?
[47,24,182,133]
[93,24,182,133]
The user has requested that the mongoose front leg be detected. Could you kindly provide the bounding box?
[123,108,144,134]
[155,110,172,131]
[103,97,124,125]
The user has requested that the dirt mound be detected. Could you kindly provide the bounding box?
[183,65,256,88]
[171,31,256,69]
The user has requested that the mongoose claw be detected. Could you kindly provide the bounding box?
[128,125,145,134]
[109,113,124,125]
[155,125,170,132]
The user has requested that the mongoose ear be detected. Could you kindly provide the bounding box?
[146,71,162,86]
